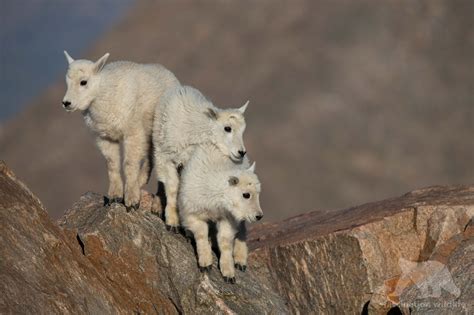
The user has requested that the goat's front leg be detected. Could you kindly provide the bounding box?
[234,221,248,272]
[96,137,123,205]
[217,220,237,283]
[123,131,146,211]
[187,217,213,272]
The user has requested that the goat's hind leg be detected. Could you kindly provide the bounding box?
[154,154,180,232]
[163,163,181,232]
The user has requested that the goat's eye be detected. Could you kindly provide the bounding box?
[243,193,250,199]
[224,126,232,133]
[80,80,88,86]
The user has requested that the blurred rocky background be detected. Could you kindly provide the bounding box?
[1,0,473,220]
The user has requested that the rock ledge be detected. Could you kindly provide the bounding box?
[1,161,472,314]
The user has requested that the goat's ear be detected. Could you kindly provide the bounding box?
[206,108,218,120]
[94,53,110,73]
[238,100,249,114]
[247,162,256,172]
[64,50,74,64]
[228,176,239,186]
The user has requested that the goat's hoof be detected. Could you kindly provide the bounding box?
[166,225,180,234]
[223,276,236,284]
[235,264,247,272]
[126,202,140,212]
[199,265,212,273]
[104,196,123,206]
[184,229,194,242]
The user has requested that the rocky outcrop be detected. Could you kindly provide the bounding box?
[1,161,472,314]
[249,186,473,314]
[0,161,284,314]
[57,192,286,314]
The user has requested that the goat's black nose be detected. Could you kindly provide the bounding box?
[62,101,71,107]
[238,150,246,158]
[256,215,263,221]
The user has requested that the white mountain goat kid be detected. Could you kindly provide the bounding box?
[153,85,249,231]
[62,51,179,210]
[178,144,263,283]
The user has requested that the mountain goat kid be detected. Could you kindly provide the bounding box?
[153,85,249,231]
[62,51,179,210]
[178,144,263,283]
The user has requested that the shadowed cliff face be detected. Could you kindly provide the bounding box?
[1,161,472,314]
[1,0,473,220]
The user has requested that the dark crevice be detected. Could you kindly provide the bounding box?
[361,300,370,315]
[464,218,472,232]
[387,306,403,315]
[168,297,182,315]
[76,234,85,255]
[361,301,408,315]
